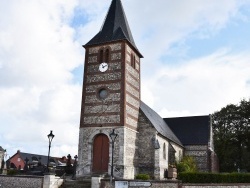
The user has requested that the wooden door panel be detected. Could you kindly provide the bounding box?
[92,134,109,173]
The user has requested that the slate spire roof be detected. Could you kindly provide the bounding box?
[85,0,142,57]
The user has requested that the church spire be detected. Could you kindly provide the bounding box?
[85,0,142,57]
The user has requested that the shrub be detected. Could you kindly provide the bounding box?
[178,172,250,183]
[135,174,150,180]
[7,169,18,176]
[177,156,197,173]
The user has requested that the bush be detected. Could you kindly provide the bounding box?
[177,156,197,173]
[7,169,18,176]
[178,172,250,183]
[135,174,150,180]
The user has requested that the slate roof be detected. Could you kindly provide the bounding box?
[7,151,72,166]
[18,152,56,165]
[140,101,183,146]
[85,0,143,57]
[164,116,211,145]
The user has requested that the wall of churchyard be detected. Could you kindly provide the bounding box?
[100,180,180,188]
[181,184,250,188]
[100,179,250,188]
[0,175,43,188]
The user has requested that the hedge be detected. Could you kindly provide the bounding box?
[135,174,150,180]
[178,172,250,183]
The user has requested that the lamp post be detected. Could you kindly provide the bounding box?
[109,129,118,183]
[46,130,55,172]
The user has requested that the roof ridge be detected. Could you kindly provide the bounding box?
[140,101,183,146]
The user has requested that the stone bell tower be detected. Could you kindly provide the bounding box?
[77,0,143,179]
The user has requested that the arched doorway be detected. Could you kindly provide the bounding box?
[92,134,109,173]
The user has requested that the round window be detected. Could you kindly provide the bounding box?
[98,88,108,99]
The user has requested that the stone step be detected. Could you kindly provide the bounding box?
[60,179,91,188]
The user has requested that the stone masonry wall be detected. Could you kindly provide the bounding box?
[0,175,43,188]
[100,180,250,188]
[77,127,122,177]
[77,127,137,179]
[155,135,169,180]
[181,184,250,188]
[137,110,184,180]
[185,145,209,172]
[125,43,140,130]
[81,42,123,127]
[137,110,156,178]
[122,128,138,179]
[100,180,180,188]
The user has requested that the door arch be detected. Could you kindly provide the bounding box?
[92,134,109,173]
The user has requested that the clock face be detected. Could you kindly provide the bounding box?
[99,62,108,72]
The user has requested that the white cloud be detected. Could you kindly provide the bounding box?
[125,0,248,60]
[142,49,250,117]
[0,0,83,157]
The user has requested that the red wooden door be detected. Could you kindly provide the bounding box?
[92,134,109,173]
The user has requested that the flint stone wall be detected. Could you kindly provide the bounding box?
[184,145,209,172]
[77,127,138,179]
[100,180,250,188]
[181,184,250,188]
[100,179,250,188]
[100,179,180,188]
[0,175,43,188]
[137,110,156,177]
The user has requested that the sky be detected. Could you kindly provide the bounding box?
[0,0,250,159]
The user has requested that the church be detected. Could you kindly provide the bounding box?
[77,0,218,180]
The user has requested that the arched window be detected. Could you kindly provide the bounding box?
[99,49,103,63]
[105,49,109,63]
[130,54,136,69]
[163,143,166,159]
[133,56,136,68]
[168,143,176,165]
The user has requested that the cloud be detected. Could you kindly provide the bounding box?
[142,49,250,117]
[125,0,248,60]
[0,0,83,157]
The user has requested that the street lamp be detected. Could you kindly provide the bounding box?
[47,130,55,172]
[109,129,118,183]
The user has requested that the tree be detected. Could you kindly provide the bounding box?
[212,99,250,172]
